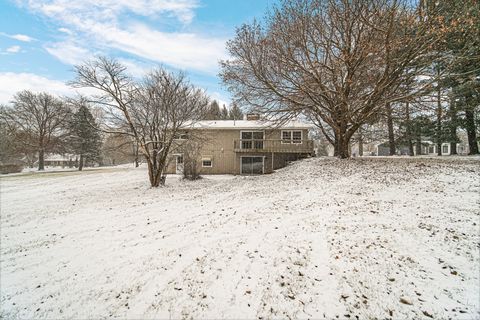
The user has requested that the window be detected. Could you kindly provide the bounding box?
[174,132,189,140]
[292,131,302,144]
[442,145,449,154]
[282,130,302,144]
[202,157,212,167]
[241,131,264,149]
[241,156,264,175]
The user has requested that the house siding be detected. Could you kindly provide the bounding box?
[165,128,311,175]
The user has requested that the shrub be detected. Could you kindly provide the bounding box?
[0,164,23,174]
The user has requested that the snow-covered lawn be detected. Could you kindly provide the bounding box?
[1,157,479,319]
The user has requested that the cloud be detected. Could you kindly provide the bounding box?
[16,0,228,74]
[6,46,21,53]
[44,41,92,65]
[0,33,35,42]
[58,27,73,35]
[89,23,227,73]
[0,72,93,104]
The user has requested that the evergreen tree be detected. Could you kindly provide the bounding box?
[426,0,479,154]
[220,104,229,120]
[69,104,102,171]
[205,100,222,120]
[228,103,244,120]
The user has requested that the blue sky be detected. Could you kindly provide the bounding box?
[0,0,276,105]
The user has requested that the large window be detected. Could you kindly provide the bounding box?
[241,156,264,175]
[241,131,264,149]
[282,130,302,144]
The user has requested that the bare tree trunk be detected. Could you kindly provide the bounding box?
[358,130,364,157]
[146,156,167,188]
[405,102,414,156]
[465,106,479,155]
[133,141,139,167]
[38,148,45,171]
[436,82,442,156]
[333,135,339,157]
[78,154,84,171]
[449,97,458,155]
[337,128,350,159]
[415,137,422,155]
[386,103,396,156]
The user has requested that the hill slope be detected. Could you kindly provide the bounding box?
[1,157,479,319]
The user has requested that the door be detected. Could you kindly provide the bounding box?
[176,155,184,174]
[241,156,264,175]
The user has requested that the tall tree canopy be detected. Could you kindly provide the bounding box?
[0,91,68,170]
[220,0,445,158]
[70,57,209,187]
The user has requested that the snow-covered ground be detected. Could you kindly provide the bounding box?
[0,157,479,319]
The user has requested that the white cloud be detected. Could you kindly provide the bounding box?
[17,0,228,74]
[5,46,21,53]
[0,72,93,104]
[44,41,92,65]
[0,33,35,42]
[58,27,73,35]
[11,34,34,42]
[90,23,227,73]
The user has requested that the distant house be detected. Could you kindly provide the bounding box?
[34,154,78,168]
[165,115,314,175]
[375,140,471,156]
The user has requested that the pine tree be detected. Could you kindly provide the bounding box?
[205,100,222,120]
[69,104,102,171]
[228,103,243,120]
[220,104,229,120]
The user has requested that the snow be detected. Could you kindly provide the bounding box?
[0,157,479,319]
[185,120,313,130]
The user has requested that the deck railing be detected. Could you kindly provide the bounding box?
[233,139,314,153]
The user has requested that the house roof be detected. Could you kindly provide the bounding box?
[43,154,77,162]
[185,120,313,130]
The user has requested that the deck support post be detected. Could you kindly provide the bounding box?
[272,152,274,173]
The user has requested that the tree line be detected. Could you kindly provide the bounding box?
[0,59,245,186]
[204,100,244,121]
[220,0,479,157]
[0,92,102,171]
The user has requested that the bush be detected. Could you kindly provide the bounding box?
[0,164,23,174]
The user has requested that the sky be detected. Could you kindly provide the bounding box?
[0,0,276,106]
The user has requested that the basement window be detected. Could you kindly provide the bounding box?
[202,157,212,167]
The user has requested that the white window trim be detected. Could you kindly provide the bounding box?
[202,157,213,168]
[281,130,303,144]
[240,130,265,149]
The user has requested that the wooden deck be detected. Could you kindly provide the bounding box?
[233,139,314,154]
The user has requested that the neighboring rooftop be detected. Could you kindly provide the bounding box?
[186,120,313,130]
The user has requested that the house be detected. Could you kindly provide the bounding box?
[34,154,78,168]
[165,117,314,175]
[375,140,471,156]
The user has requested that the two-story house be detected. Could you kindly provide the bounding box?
[165,116,314,175]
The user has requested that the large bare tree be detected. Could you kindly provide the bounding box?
[70,57,209,187]
[220,0,441,158]
[0,91,68,170]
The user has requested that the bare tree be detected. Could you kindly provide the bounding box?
[220,0,441,158]
[182,138,204,180]
[70,57,209,187]
[0,91,68,170]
